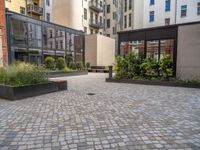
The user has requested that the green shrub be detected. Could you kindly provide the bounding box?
[44,56,55,70]
[63,67,72,72]
[56,57,65,70]
[68,62,76,70]
[140,58,158,77]
[114,55,128,79]
[126,52,142,78]
[86,62,91,69]
[76,62,83,70]
[159,55,173,80]
[0,62,48,86]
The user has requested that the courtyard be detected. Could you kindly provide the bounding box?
[0,73,200,150]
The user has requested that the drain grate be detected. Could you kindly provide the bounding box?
[87,93,95,96]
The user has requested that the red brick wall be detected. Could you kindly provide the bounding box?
[0,0,7,65]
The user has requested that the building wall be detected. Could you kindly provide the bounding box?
[97,34,115,66]
[177,23,200,80]
[176,0,200,24]
[0,0,7,65]
[52,0,83,31]
[85,34,97,66]
[133,0,144,29]
[143,0,176,28]
[85,34,115,66]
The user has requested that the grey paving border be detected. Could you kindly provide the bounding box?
[106,78,200,89]
[0,81,67,100]
[48,71,88,78]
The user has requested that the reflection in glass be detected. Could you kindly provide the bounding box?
[120,40,144,57]
[147,40,159,61]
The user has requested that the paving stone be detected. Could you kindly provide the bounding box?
[0,73,199,150]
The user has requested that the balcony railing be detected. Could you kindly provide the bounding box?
[27,4,43,15]
[89,1,103,12]
[89,19,104,29]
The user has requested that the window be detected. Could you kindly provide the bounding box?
[90,29,93,34]
[129,0,132,10]
[107,34,110,37]
[113,27,116,34]
[100,16,103,24]
[49,30,53,38]
[20,7,25,14]
[149,11,154,22]
[181,5,187,17]
[128,14,131,27]
[46,0,50,6]
[198,2,200,15]
[107,19,110,28]
[150,0,154,5]
[107,5,110,13]
[165,0,170,11]
[46,13,50,22]
[124,0,127,12]
[6,0,11,2]
[84,8,87,20]
[165,18,170,25]
[124,15,127,28]
[84,27,87,33]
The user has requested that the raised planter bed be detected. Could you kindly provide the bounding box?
[48,71,88,78]
[0,81,67,101]
[106,78,200,89]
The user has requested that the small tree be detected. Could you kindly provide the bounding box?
[56,57,65,70]
[44,56,55,70]
[86,62,91,69]
[159,55,173,80]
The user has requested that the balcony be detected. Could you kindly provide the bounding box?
[27,4,43,16]
[89,19,104,29]
[89,1,103,13]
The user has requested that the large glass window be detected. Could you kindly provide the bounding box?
[198,2,200,15]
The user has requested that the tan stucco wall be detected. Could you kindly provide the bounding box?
[177,23,200,80]
[85,34,115,66]
[97,35,115,66]
[85,34,97,66]
[52,0,83,31]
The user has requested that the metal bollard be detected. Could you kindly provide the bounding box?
[108,66,113,79]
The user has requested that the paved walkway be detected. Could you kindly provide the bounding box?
[0,73,200,150]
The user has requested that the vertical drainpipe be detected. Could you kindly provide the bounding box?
[175,0,177,24]
[5,13,12,64]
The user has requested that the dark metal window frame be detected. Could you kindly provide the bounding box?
[118,25,178,77]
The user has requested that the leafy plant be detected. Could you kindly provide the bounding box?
[44,56,55,70]
[140,58,159,77]
[0,62,48,86]
[159,54,173,80]
[63,67,72,72]
[56,57,65,70]
[86,62,91,69]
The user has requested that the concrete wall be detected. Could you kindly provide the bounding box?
[85,34,97,66]
[97,35,115,66]
[85,34,115,66]
[177,23,200,80]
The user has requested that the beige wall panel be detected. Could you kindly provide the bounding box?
[177,24,200,80]
[85,34,97,66]
[97,35,115,66]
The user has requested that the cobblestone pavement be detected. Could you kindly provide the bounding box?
[0,73,200,150]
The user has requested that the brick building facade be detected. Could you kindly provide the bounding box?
[0,0,7,65]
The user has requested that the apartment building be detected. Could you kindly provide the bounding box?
[5,0,52,21]
[143,0,200,28]
[52,0,104,35]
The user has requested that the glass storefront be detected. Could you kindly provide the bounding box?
[8,13,85,65]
